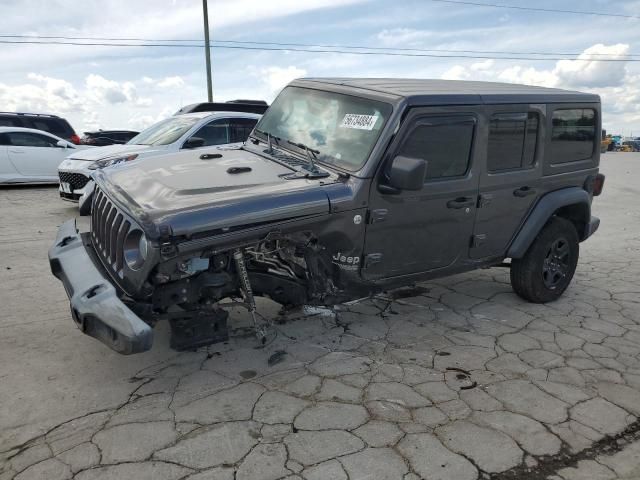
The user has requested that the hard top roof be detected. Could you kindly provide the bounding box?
[293,78,600,105]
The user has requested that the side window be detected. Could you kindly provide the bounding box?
[551,108,596,163]
[398,117,475,180]
[192,120,229,146]
[0,116,22,127]
[487,112,539,172]
[32,120,52,133]
[229,118,258,143]
[0,133,9,145]
[6,132,56,147]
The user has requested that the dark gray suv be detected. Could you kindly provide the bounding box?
[49,78,604,354]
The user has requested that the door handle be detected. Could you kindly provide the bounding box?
[447,197,475,209]
[513,186,537,197]
[9,149,25,154]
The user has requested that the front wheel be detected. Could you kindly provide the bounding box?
[510,217,579,303]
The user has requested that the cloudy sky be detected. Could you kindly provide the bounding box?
[1,0,639,135]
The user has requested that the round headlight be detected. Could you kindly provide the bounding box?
[123,229,147,270]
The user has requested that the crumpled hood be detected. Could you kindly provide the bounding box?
[94,147,336,238]
[67,143,160,161]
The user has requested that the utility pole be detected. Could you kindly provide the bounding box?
[202,0,213,102]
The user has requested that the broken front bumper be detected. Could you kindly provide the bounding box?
[48,219,153,354]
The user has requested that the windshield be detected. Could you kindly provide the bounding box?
[127,116,200,146]
[255,86,392,171]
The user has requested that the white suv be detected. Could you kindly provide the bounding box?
[58,111,260,210]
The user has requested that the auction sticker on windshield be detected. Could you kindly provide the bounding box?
[340,114,379,130]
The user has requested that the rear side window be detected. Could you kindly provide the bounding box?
[551,108,596,163]
[193,120,229,146]
[399,116,475,180]
[229,118,258,143]
[0,115,23,127]
[488,112,539,172]
[28,117,73,138]
[6,132,56,147]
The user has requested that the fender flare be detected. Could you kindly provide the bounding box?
[507,187,591,259]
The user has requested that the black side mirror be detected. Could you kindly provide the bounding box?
[384,155,427,192]
[183,136,205,149]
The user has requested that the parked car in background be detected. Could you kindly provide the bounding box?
[622,140,640,152]
[58,111,262,213]
[0,112,80,144]
[175,99,268,115]
[0,127,87,184]
[81,130,139,146]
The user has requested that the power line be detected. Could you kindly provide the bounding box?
[427,0,640,19]
[0,38,638,62]
[215,40,640,58]
[0,33,637,58]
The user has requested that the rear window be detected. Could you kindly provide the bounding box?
[550,108,596,164]
[487,112,539,172]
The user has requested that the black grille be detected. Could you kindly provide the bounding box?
[91,187,132,278]
[59,171,89,190]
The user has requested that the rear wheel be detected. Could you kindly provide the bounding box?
[510,217,579,303]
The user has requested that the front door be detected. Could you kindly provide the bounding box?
[362,107,483,280]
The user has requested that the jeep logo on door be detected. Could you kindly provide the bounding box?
[333,252,361,270]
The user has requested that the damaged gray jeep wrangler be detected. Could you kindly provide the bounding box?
[49,78,604,354]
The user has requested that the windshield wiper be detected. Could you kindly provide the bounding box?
[254,128,280,153]
[287,140,321,173]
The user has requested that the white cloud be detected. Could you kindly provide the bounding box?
[261,66,308,96]
[85,74,151,107]
[128,106,174,131]
[440,43,639,135]
[0,74,84,114]
[0,73,164,132]
[157,76,185,88]
[377,28,435,47]
[553,43,630,88]
[442,65,469,80]
[85,74,134,104]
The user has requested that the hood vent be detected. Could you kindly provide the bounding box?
[200,153,223,160]
[227,166,252,174]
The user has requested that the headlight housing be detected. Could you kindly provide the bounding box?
[123,229,148,270]
[88,154,138,170]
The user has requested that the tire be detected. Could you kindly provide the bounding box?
[510,217,579,303]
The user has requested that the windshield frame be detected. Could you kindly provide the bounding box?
[252,86,394,174]
[127,116,202,146]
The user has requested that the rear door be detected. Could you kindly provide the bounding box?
[6,131,67,176]
[470,104,544,259]
[363,106,482,280]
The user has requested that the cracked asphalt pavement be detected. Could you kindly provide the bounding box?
[1,153,640,480]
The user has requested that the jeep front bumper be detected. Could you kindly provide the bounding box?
[48,219,153,354]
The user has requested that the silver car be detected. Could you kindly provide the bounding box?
[58,111,260,213]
